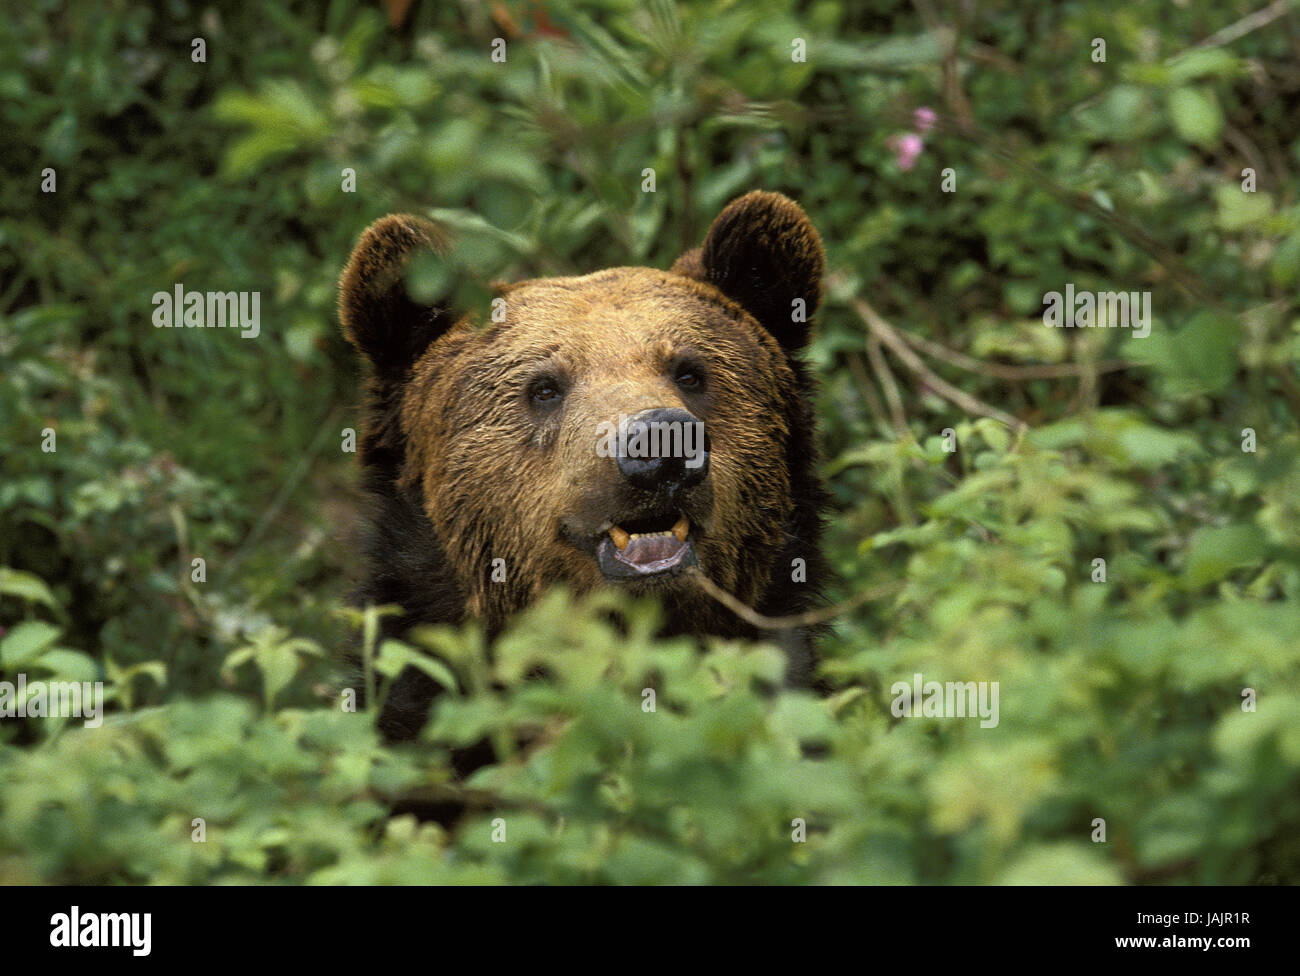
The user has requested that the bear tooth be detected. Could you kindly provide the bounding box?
[609,526,630,550]
[672,516,689,542]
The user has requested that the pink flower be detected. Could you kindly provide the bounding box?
[913,106,936,133]
[887,132,924,171]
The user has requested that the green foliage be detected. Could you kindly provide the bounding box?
[2,0,1298,883]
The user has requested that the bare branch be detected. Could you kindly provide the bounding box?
[895,326,1132,380]
[687,568,902,630]
[853,298,1028,432]
[866,334,908,434]
[1192,0,1293,48]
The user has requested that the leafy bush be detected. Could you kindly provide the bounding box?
[1,0,1297,883]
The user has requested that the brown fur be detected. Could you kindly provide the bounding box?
[339,191,830,739]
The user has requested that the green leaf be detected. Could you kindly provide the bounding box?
[1167,86,1223,146]
[222,130,301,178]
[1132,312,1241,394]
[425,208,534,255]
[0,568,60,611]
[374,639,459,694]
[222,627,322,710]
[1078,85,1158,141]
[1177,311,1241,392]
[820,29,951,70]
[560,11,651,88]
[0,621,62,669]
[43,111,78,163]
[1184,524,1267,588]
[1165,48,1241,85]
[998,844,1124,885]
[30,649,98,684]
[1214,185,1273,231]
[1269,231,1300,288]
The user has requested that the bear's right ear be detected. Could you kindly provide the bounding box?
[339,214,453,377]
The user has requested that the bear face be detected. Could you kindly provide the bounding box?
[339,192,830,738]
[405,268,804,613]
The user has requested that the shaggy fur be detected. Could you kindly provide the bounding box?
[339,191,831,740]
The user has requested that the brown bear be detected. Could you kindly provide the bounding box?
[339,191,830,740]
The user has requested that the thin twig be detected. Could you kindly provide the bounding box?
[1192,0,1294,48]
[967,43,1023,75]
[854,298,1028,432]
[846,349,892,435]
[1223,124,1269,188]
[911,0,973,134]
[866,334,908,434]
[686,567,901,630]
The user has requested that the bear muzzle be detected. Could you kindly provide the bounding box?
[595,407,710,580]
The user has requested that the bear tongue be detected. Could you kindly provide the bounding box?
[617,532,685,566]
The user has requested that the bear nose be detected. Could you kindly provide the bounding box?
[615,408,710,492]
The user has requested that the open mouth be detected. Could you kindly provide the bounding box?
[596,513,697,580]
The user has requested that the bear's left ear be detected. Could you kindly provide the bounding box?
[339,214,454,379]
[672,191,825,351]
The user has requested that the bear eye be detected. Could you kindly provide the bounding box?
[674,366,704,390]
[529,378,564,405]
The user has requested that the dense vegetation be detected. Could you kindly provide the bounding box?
[2,0,1298,884]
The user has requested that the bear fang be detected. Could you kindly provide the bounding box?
[49,906,151,956]
[151,284,260,338]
